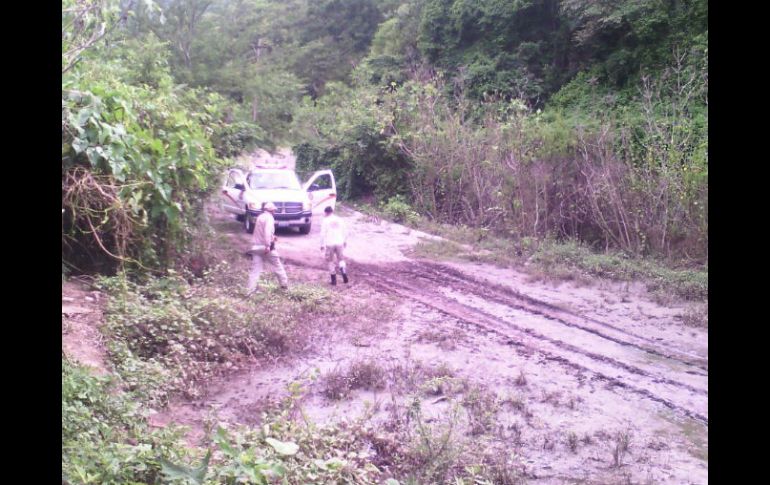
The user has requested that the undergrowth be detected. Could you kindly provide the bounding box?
[67,266,528,484]
[95,267,335,406]
[64,354,526,484]
[62,358,193,484]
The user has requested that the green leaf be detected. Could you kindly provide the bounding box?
[214,427,238,457]
[72,139,89,154]
[150,138,164,154]
[268,462,287,476]
[159,450,210,484]
[77,109,93,126]
[192,450,212,482]
[323,457,347,470]
[157,184,171,202]
[265,437,299,456]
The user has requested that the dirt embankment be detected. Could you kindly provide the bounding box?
[62,280,108,375]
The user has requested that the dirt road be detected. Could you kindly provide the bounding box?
[136,149,708,483]
[270,204,707,418]
[182,195,708,483]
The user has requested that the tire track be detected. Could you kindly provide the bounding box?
[408,261,708,372]
[353,262,707,425]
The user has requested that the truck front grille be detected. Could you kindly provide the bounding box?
[274,202,303,214]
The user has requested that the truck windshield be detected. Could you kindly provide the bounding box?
[248,172,301,190]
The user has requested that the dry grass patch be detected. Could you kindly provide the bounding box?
[320,359,388,400]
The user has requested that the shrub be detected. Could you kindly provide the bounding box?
[382,195,420,225]
[62,60,228,272]
[213,121,271,158]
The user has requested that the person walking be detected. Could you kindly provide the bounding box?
[246,202,289,294]
[320,206,349,285]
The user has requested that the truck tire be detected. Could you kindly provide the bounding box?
[299,224,311,235]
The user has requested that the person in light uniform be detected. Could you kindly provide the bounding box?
[246,202,289,294]
[320,206,349,285]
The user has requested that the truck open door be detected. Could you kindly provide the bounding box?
[303,170,337,215]
[221,169,247,216]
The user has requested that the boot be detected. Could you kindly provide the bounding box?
[330,274,337,285]
[341,269,349,284]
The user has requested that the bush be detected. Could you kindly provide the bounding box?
[382,195,420,225]
[213,121,271,158]
[321,359,388,400]
[62,59,229,273]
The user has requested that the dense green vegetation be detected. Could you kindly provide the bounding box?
[63,1,707,482]
[295,0,708,262]
[62,0,707,271]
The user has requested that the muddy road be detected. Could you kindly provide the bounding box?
[62,148,707,482]
[357,260,707,424]
[149,148,709,483]
[169,194,708,483]
[261,201,707,424]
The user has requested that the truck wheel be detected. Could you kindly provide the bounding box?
[299,224,311,235]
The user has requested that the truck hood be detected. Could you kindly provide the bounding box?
[242,188,308,205]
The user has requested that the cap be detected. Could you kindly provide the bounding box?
[263,202,277,212]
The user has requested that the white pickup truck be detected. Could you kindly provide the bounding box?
[220,166,337,234]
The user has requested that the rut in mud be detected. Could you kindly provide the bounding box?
[276,253,708,427]
[349,260,707,425]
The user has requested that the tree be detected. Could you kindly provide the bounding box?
[130,0,214,83]
[62,0,152,73]
[291,0,384,96]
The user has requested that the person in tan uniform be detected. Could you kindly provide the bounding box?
[320,206,349,285]
[246,202,289,294]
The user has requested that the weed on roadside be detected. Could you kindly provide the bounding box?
[476,448,527,485]
[320,359,388,400]
[412,228,708,302]
[500,393,528,413]
[612,429,632,467]
[406,398,465,483]
[420,376,466,397]
[567,431,579,453]
[461,385,501,436]
[531,240,708,301]
[681,303,708,328]
[62,358,194,485]
[515,371,528,387]
[411,239,466,261]
[388,359,456,394]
